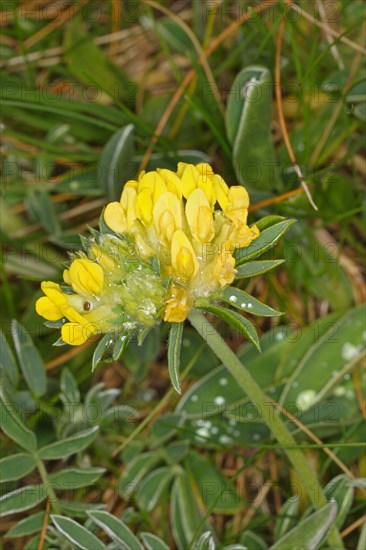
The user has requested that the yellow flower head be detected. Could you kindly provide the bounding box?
[36,163,259,347]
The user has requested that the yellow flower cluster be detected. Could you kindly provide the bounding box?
[104,163,259,322]
[36,163,259,346]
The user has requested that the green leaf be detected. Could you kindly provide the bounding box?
[59,499,105,519]
[92,333,114,371]
[51,515,106,550]
[273,496,299,540]
[0,385,37,452]
[87,510,143,550]
[137,467,175,511]
[220,287,282,317]
[168,323,184,394]
[0,453,36,482]
[235,219,296,265]
[324,475,354,528]
[0,486,46,517]
[119,452,162,499]
[48,467,105,490]
[197,305,260,350]
[11,320,46,398]
[270,502,337,550]
[60,368,80,404]
[113,334,130,361]
[235,260,285,279]
[185,451,242,513]
[6,511,45,538]
[226,66,280,190]
[171,473,209,550]
[279,305,366,411]
[345,79,366,121]
[140,532,170,550]
[255,215,287,231]
[99,124,135,200]
[0,329,19,387]
[240,531,268,550]
[64,18,135,105]
[38,426,99,460]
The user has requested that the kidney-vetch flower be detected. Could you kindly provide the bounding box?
[36,163,262,352]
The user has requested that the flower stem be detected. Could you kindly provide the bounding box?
[188,309,344,548]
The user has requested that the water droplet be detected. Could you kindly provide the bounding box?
[253,433,261,441]
[247,303,253,309]
[342,343,362,361]
[229,295,237,303]
[195,427,210,442]
[219,435,233,444]
[219,377,228,386]
[191,394,198,402]
[214,396,226,406]
[211,426,219,435]
[241,303,247,308]
[229,418,237,426]
[296,389,317,411]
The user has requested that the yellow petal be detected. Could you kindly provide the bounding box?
[197,175,216,208]
[120,186,137,228]
[138,171,167,202]
[195,162,214,177]
[136,187,153,225]
[225,186,250,224]
[164,285,191,322]
[186,188,215,243]
[180,164,199,198]
[68,259,104,296]
[61,322,96,346]
[41,281,68,307]
[212,251,236,286]
[171,229,198,280]
[123,179,138,191]
[157,169,182,199]
[212,174,229,211]
[35,296,63,320]
[153,192,182,244]
[104,202,127,234]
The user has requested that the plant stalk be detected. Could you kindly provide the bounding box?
[35,454,61,514]
[188,309,344,549]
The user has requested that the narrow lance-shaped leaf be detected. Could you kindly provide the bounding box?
[0,329,19,387]
[6,511,45,538]
[235,219,296,265]
[92,333,114,371]
[48,468,105,490]
[0,385,37,452]
[140,532,170,550]
[270,502,337,550]
[99,124,135,200]
[0,486,46,517]
[226,66,281,190]
[87,510,143,550]
[0,453,37,482]
[51,515,106,550]
[196,304,260,351]
[38,426,99,460]
[220,287,283,317]
[235,259,285,279]
[11,320,46,397]
[168,322,184,394]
